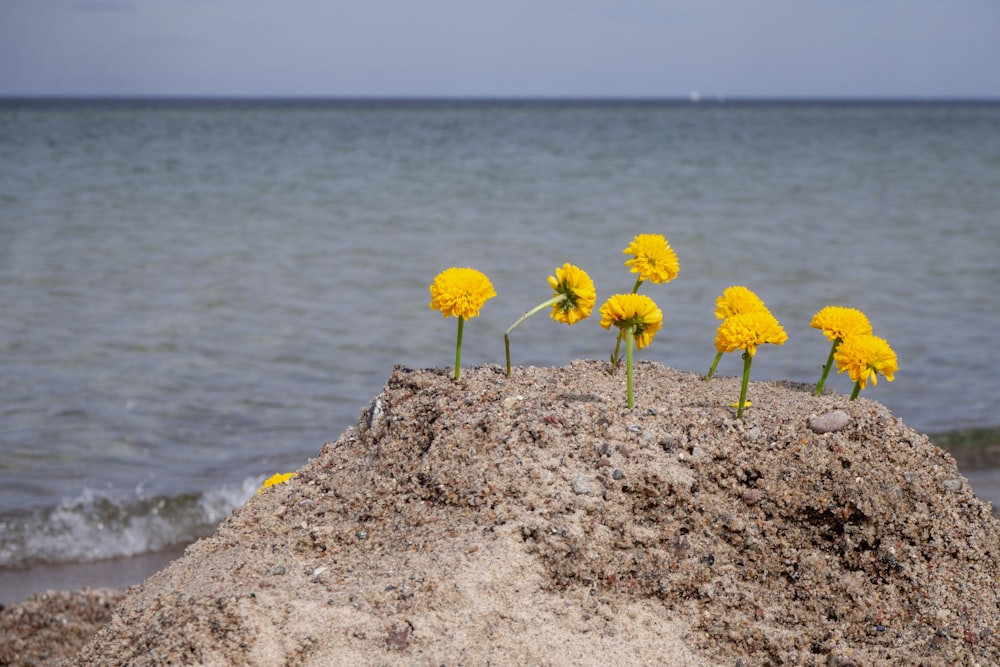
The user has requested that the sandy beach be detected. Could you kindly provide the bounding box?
[3,361,999,665]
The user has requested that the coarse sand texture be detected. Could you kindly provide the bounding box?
[57,362,1000,665]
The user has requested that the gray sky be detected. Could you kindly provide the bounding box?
[1,0,998,98]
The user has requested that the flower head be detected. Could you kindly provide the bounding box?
[504,263,595,375]
[599,293,663,349]
[258,472,297,495]
[810,306,873,342]
[835,334,897,389]
[547,263,596,325]
[429,267,496,319]
[714,286,769,320]
[714,311,788,358]
[623,233,679,285]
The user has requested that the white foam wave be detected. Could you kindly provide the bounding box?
[0,477,261,568]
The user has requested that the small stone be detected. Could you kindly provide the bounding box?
[612,469,624,480]
[386,623,410,651]
[809,410,851,434]
[941,478,963,492]
[572,475,591,495]
[502,395,523,410]
[365,398,384,429]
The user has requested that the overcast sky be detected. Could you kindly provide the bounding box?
[1,0,998,98]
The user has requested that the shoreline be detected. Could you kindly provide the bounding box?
[0,546,187,608]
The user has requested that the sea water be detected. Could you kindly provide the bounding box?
[2,99,999,592]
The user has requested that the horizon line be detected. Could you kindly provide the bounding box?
[2,93,999,104]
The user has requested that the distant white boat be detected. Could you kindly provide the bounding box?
[688,91,701,103]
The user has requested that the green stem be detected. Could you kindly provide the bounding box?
[504,333,512,376]
[611,279,644,369]
[505,295,566,376]
[814,339,840,396]
[737,351,752,419]
[705,351,723,380]
[849,381,861,401]
[454,316,464,381]
[626,324,635,409]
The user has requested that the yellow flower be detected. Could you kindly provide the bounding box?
[257,472,297,495]
[713,309,786,419]
[547,263,596,325]
[600,293,663,409]
[706,286,772,380]
[505,263,596,375]
[714,286,769,320]
[599,293,663,350]
[834,334,897,390]
[429,267,496,319]
[714,311,788,358]
[810,306,873,342]
[623,233,679,285]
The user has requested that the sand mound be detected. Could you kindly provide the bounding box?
[73,361,999,666]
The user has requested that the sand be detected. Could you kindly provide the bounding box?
[3,361,999,666]
[0,589,126,667]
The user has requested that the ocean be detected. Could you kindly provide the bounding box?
[2,98,999,602]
